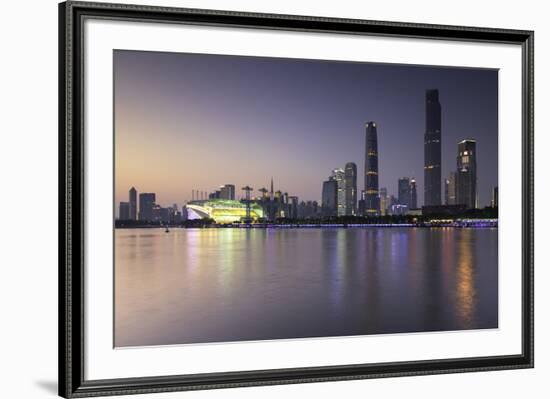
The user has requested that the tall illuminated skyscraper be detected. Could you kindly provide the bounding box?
[344,162,357,216]
[364,121,379,215]
[332,168,346,216]
[424,89,442,206]
[456,139,477,209]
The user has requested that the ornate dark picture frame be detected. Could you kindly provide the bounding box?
[59,1,534,397]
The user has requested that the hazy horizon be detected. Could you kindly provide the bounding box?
[114,50,498,212]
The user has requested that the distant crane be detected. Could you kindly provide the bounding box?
[242,185,253,224]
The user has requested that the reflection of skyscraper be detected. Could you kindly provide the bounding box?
[445,172,457,205]
[398,177,411,207]
[333,168,346,216]
[410,178,418,209]
[139,193,156,222]
[456,139,477,209]
[322,177,338,217]
[129,187,137,220]
[424,89,442,206]
[364,121,379,215]
[344,162,357,216]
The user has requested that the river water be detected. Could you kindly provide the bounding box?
[115,227,498,347]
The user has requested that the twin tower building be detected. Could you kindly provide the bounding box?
[370,88,478,213]
[365,89,478,214]
[323,89,477,217]
[364,90,444,215]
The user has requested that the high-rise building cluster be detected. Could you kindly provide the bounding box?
[422,90,489,211]
[319,88,491,216]
[118,187,186,223]
[321,163,358,217]
[241,178,320,221]
[119,89,494,224]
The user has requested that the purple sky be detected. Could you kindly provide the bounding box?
[114,50,498,209]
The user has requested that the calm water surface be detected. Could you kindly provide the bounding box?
[115,228,498,347]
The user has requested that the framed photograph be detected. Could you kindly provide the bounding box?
[59,1,534,397]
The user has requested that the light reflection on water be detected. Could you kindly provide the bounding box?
[115,227,498,347]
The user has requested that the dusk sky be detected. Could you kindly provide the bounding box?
[114,50,498,210]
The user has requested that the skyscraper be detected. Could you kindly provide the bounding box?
[398,177,411,208]
[321,178,338,217]
[456,139,477,209]
[379,187,388,216]
[332,168,346,216]
[365,121,380,215]
[289,196,299,219]
[129,187,137,220]
[139,193,156,222]
[492,186,498,208]
[410,178,418,209]
[220,184,235,200]
[424,89,442,206]
[344,162,357,216]
[358,190,366,216]
[119,202,130,220]
[445,172,457,205]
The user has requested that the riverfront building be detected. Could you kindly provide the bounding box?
[186,199,264,224]
[398,177,411,208]
[139,193,156,222]
[445,172,457,205]
[456,139,477,209]
[364,121,380,215]
[357,190,366,216]
[379,187,388,216]
[322,177,338,217]
[119,202,130,220]
[424,89,442,206]
[332,168,346,217]
[410,178,418,209]
[492,186,498,208]
[344,162,357,216]
[129,187,137,220]
[220,184,236,200]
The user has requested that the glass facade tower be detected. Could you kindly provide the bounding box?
[344,162,357,216]
[456,139,477,209]
[364,121,380,215]
[424,89,442,206]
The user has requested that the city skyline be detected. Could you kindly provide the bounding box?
[115,50,498,210]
